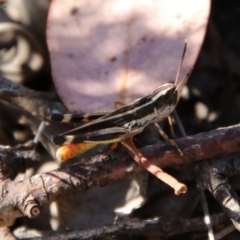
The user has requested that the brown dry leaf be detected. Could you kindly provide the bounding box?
[47,0,210,113]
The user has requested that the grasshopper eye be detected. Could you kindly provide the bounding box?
[162,88,177,106]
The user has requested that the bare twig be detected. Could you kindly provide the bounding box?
[183,156,240,231]
[1,124,240,227]
[0,145,38,181]
[173,110,215,240]
[0,76,67,120]
[198,182,215,240]
[213,224,236,240]
[30,213,228,240]
[0,75,72,159]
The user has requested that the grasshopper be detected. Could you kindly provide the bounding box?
[51,42,190,195]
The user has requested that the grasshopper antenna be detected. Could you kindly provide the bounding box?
[174,39,187,89]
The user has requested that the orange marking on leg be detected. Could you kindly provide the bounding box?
[56,142,97,161]
[100,142,118,158]
[81,118,91,124]
[109,142,118,151]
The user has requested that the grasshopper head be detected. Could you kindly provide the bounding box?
[151,83,178,117]
[152,40,189,117]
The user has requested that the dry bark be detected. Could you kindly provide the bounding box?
[31,213,228,240]
[0,124,240,227]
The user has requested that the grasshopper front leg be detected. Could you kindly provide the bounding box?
[154,121,183,156]
[120,133,187,195]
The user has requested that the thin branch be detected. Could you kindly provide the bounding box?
[1,124,240,227]
[173,110,215,240]
[30,213,228,240]
[0,76,67,120]
[183,156,240,231]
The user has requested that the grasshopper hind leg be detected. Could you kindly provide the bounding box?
[121,136,187,195]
